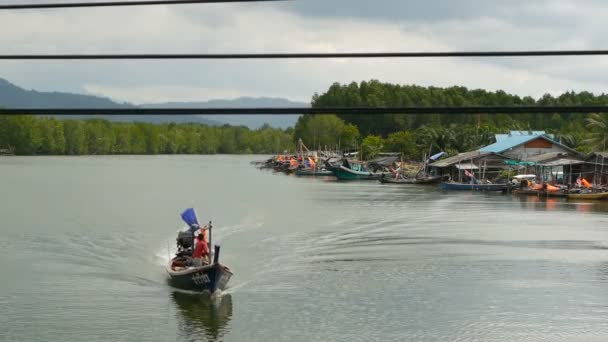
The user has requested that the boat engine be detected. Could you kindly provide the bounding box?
[176,230,194,257]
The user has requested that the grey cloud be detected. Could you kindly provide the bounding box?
[279,0,503,23]
[0,0,607,103]
[281,0,603,33]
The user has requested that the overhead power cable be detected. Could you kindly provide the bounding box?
[0,0,287,10]
[2,106,608,115]
[2,50,608,60]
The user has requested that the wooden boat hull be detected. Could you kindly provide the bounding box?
[334,166,381,181]
[295,169,334,177]
[166,262,233,294]
[380,175,443,185]
[567,192,608,200]
[379,176,415,184]
[513,189,568,197]
[441,182,507,191]
[413,176,443,184]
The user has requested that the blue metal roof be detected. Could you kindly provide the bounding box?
[480,134,548,153]
[509,130,546,136]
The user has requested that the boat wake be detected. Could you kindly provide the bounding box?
[155,239,176,266]
[214,220,264,243]
[218,280,253,295]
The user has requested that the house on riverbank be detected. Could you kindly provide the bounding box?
[479,131,579,161]
[430,131,584,183]
[429,150,510,182]
[580,152,608,185]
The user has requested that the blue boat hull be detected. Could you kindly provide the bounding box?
[441,182,507,191]
[166,262,233,294]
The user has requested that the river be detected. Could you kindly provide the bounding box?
[2,155,608,341]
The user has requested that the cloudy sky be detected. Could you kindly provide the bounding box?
[0,0,607,104]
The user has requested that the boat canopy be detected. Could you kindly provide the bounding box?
[429,152,446,161]
[455,163,479,170]
[368,155,399,168]
[513,174,536,180]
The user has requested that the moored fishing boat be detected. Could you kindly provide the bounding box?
[567,191,608,200]
[379,174,443,184]
[166,208,233,294]
[379,175,416,184]
[513,188,568,197]
[295,168,334,177]
[334,165,381,181]
[412,175,443,184]
[441,181,507,191]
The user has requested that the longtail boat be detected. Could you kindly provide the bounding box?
[567,192,608,200]
[379,174,442,184]
[379,176,416,184]
[513,189,568,197]
[295,168,334,177]
[441,181,507,191]
[334,165,382,180]
[166,209,233,294]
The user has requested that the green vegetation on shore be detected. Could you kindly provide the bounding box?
[0,116,293,155]
[2,81,608,158]
[294,81,608,159]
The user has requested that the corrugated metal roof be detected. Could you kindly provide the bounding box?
[480,134,543,153]
[509,130,546,136]
[481,134,578,155]
[495,134,509,142]
[431,150,497,168]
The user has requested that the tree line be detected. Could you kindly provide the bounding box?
[292,80,608,159]
[0,115,294,155]
[3,81,608,158]
[311,80,607,136]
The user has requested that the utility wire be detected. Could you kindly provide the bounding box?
[2,51,608,59]
[0,0,288,10]
[2,106,608,115]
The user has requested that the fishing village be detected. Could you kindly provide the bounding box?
[253,131,608,201]
[7,0,608,340]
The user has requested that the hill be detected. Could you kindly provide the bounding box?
[0,78,306,128]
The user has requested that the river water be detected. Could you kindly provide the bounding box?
[2,155,608,341]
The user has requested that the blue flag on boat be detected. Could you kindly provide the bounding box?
[181,208,199,231]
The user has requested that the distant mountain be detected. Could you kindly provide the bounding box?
[0,78,307,128]
[0,77,132,109]
[0,78,221,125]
[142,97,309,129]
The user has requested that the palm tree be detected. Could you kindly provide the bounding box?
[584,113,608,151]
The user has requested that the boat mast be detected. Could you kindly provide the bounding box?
[602,138,607,186]
[594,152,599,187]
[426,145,432,175]
[207,220,213,259]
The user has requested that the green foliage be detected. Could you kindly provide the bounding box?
[584,113,608,151]
[0,115,41,154]
[384,131,417,159]
[0,115,293,155]
[311,81,608,155]
[63,120,87,155]
[312,80,608,137]
[499,170,517,179]
[361,135,384,160]
[340,123,360,150]
[294,114,348,150]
